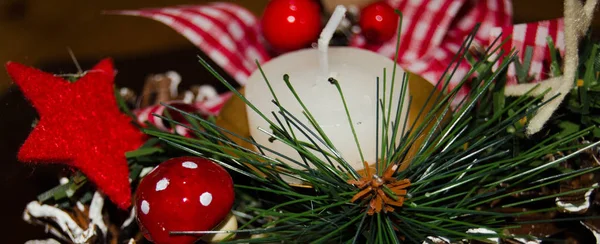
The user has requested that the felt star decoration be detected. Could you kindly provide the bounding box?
[5,59,145,209]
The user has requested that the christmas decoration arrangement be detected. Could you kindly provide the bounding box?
[7,0,600,243]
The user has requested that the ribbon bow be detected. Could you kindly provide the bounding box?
[110,0,566,132]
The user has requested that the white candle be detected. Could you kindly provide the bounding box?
[244,6,409,182]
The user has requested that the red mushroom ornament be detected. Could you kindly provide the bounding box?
[135,157,235,244]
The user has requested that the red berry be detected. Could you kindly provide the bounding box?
[135,157,235,244]
[262,0,322,52]
[359,1,398,44]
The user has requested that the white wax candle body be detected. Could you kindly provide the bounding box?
[245,47,409,177]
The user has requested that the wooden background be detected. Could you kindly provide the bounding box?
[0,0,596,242]
[0,0,592,94]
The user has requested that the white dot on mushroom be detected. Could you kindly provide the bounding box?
[155,177,169,191]
[200,192,212,206]
[141,200,150,215]
[182,161,198,169]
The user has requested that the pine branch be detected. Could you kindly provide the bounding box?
[131,22,600,242]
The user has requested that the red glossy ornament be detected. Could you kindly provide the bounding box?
[135,157,235,244]
[261,0,322,52]
[359,1,398,44]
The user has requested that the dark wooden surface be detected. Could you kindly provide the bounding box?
[0,0,270,94]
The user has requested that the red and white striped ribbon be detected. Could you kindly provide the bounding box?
[354,0,513,91]
[109,3,270,86]
[133,92,232,137]
[111,0,565,108]
[488,19,565,85]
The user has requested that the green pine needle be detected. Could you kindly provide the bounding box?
[114,13,600,244]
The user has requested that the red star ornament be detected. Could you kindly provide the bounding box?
[5,59,145,209]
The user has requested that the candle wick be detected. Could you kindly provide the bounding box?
[318,5,347,85]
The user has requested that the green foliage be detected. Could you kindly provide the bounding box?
[37,173,87,203]
[138,27,600,243]
[561,38,600,141]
